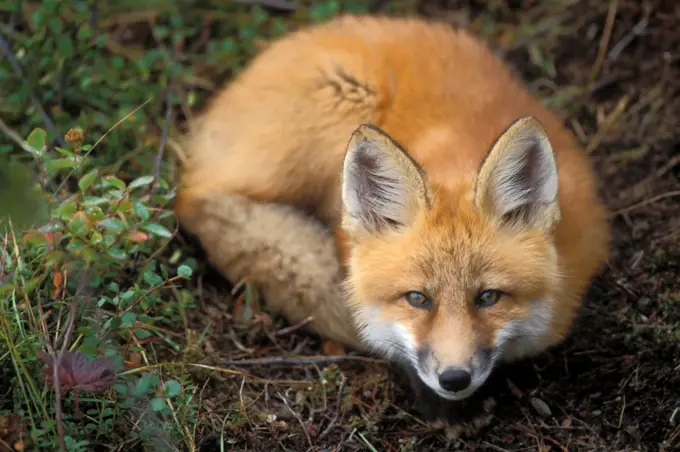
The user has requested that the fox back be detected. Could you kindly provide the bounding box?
[176,15,610,401]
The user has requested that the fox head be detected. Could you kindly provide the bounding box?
[340,117,563,401]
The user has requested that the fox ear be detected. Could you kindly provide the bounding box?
[342,124,429,234]
[474,116,560,230]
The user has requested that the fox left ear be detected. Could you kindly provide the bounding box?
[341,124,429,236]
[474,116,560,230]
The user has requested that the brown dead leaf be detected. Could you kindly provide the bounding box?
[38,351,116,393]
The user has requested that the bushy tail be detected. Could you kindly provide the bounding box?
[176,191,364,351]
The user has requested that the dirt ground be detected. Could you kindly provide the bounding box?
[185,1,680,451]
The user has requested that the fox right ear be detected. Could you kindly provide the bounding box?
[474,116,560,230]
[341,124,429,235]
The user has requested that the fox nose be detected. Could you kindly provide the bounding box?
[438,368,472,392]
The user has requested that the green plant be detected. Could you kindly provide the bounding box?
[0,125,200,450]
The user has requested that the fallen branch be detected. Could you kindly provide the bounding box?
[611,190,680,217]
[207,354,384,367]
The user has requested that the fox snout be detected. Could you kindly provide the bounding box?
[416,346,494,401]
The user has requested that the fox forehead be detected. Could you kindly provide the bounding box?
[350,186,558,299]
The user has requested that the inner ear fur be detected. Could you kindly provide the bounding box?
[341,124,430,235]
[473,116,561,231]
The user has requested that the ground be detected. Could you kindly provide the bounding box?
[0,1,678,451]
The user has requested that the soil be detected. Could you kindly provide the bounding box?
[187,1,680,451]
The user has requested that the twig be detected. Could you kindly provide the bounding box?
[618,395,626,429]
[513,424,568,452]
[233,0,300,11]
[0,33,66,148]
[318,375,347,441]
[52,354,67,452]
[0,117,41,154]
[52,97,154,197]
[121,275,183,315]
[208,354,384,367]
[481,442,512,452]
[52,269,89,452]
[278,392,313,448]
[0,231,8,278]
[586,94,629,154]
[608,7,649,62]
[588,0,618,86]
[274,315,314,336]
[611,191,680,217]
[151,84,174,191]
[623,154,680,200]
[52,268,93,452]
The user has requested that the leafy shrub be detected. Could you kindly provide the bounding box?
[0,126,199,450]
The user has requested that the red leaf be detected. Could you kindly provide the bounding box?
[128,230,149,243]
[52,272,63,299]
[38,351,115,394]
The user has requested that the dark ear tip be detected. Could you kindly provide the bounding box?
[510,116,548,136]
[350,123,384,143]
[357,123,382,133]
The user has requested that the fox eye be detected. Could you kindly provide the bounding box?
[405,291,431,309]
[475,289,503,308]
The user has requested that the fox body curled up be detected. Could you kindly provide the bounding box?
[175,15,610,420]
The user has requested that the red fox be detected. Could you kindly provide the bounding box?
[175,15,610,408]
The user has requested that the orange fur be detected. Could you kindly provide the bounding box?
[176,15,610,400]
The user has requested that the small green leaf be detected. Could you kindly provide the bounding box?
[81,247,98,264]
[26,128,47,156]
[143,271,163,286]
[151,397,166,412]
[78,169,99,192]
[120,312,136,327]
[164,380,182,397]
[134,328,151,339]
[99,218,125,232]
[54,147,74,157]
[46,158,77,172]
[82,196,109,207]
[104,176,126,190]
[128,175,154,189]
[107,249,126,260]
[55,199,78,219]
[22,231,48,246]
[57,36,74,58]
[177,265,192,279]
[133,199,150,220]
[141,223,172,238]
[69,212,88,237]
[77,26,93,41]
[113,383,128,396]
[134,374,159,397]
